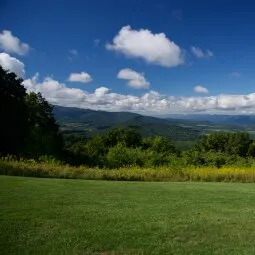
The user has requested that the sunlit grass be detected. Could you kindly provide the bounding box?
[2,176,255,254]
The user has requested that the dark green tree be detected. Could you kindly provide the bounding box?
[0,66,28,156]
[143,136,177,155]
[248,141,255,157]
[24,92,63,157]
[84,135,108,166]
[194,132,252,157]
[104,127,142,148]
[226,132,251,157]
[194,133,229,153]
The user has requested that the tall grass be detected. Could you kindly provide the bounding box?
[2,158,255,182]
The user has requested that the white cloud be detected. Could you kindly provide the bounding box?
[0,52,25,78]
[0,30,30,55]
[106,25,184,67]
[190,46,213,59]
[69,49,78,56]
[194,85,209,94]
[22,74,255,115]
[229,72,241,77]
[117,68,150,89]
[68,72,92,83]
[94,87,109,96]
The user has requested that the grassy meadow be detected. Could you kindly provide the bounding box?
[1,175,255,254]
[2,159,255,182]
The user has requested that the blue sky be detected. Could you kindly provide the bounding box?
[1,0,255,115]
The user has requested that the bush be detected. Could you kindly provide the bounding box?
[144,151,169,167]
[143,136,177,155]
[38,155,64,166]
[106,144,146,168]
[203,152,227,168]
[182,150,206,167]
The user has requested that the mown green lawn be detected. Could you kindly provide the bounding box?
[1,176,255,254]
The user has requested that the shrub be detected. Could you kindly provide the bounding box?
[38,155,64,166]
[106,144,145,168]
[144,151,169,167]
[182,150,206,167]
[203,152,227,168]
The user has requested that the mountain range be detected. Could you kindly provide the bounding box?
[53,105,255,148]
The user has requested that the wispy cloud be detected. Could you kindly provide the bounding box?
[190,46,213,59]
[229,72,241,78]
[68,49,78,61]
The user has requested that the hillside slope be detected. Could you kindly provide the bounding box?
[53,106,202,141]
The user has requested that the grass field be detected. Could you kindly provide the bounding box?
[1,176,255,254]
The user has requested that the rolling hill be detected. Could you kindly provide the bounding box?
[53,106,255,148]
[53,106,202,142]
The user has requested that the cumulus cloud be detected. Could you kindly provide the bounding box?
[0,30,30,55]
[68,72,92,83]
[106,25,184,67]
[0,52,25,78]
[194,85,209,94]
[117,68,150,89]
[22,75,255,115]
[190,46,213,59]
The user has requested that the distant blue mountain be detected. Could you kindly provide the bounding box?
[167,114,255,124]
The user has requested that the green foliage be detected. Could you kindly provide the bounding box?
[144,151,170,167]
[226,132,251,157]
[1,66,63,159]
[83,135,108,166]
[24,92,63,158]
[248,141,255,157]
[143,136,177,155]
[74,127,144,167]
[194,132,252,157]
[0,66,28,156]
[38,155,64,165]
[195,132,229,153]
[104,127,142,148]
[106,143,145,168]
[63,134,88,148]
[182,150,206,167]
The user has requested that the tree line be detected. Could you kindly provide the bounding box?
[1,66,62,158]
[2,65,255,169]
